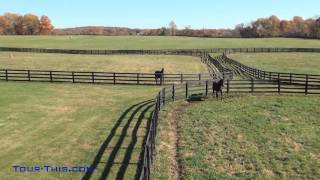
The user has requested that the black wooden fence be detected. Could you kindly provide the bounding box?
[0,69,213,85]
[139,88,163,180]
[223,57,320,87]
[1,47,320,56]
[138,78,320,179]
[164,79,320,99]
[0,47,205,56]
[224,47,320,54]
[203,54,233,79]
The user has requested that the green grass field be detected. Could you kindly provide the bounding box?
[1,36,320,180]
[153,95,320,180]
[0,81,160,180]
[0,52,206,73]
[229,53,320,75]
[1,36,320,49]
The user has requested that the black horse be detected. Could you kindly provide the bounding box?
[212,79,224,99]
[155,68,164,85]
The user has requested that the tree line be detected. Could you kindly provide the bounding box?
[52,16,320,39]
[236,15,320,38]
[1,13,319,39]
[0,13,54,35]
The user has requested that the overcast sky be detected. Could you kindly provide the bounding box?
[1,0,319,29]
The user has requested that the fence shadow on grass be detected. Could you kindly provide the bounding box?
[82,99,155,180]
[114,103,155,180]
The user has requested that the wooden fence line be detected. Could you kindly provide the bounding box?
[204,54,233,79]
[223,57,320,86]
[138,78,319,180]
[1,47,320,56]
[0,69,214,85]
[165,80,320,100]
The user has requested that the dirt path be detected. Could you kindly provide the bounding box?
[167,102,191,180]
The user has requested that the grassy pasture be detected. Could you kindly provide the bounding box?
[229,53,320,75]
[1,36,320,49]
[0,52,207,73]
[153,95,320,180]
[0,81,159,180]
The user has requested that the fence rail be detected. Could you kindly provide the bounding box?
[1,47,320,56]
[163,79,320,100]
[204,54,233,79]
[138,78,320,180]
[224,57,320,86]
[0,69,214,85]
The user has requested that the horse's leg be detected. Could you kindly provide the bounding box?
[220,90,223,101]
[216,91,218,99]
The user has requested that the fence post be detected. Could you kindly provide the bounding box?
[185,82,188,99]
[72,72,75,83]
[162,88,166,106]
[251,78,254,94]
[278,78,281,94]
[172,84,175,101]
[49,71,53,82]
[92,72,95,83]
[113,73,116,85]
[290,73,292,84]
[28,70,31,81]
[227,80,230,94]
[5,70,8,81]
[305,75,309,95]
[158,91,161,109]
[269,72,272,80]
[137,73,140,85]
[198,74,201,81]
[205,80,208,97]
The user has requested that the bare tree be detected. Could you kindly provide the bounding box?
[169,20,177,36]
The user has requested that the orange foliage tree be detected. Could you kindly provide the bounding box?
[39,15,54,35]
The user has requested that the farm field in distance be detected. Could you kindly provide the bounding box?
[1,0,320,179]
[1,36,320,49]
[0,52,207,73]
[229,53,320,75]
[0,81,159,180]
[153,95,320,180]
[1,35,320,180]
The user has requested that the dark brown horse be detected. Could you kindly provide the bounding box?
[212,79,224,99]
[155,68,164,85]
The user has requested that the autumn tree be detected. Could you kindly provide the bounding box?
[15,16,28,35]
[310,17,320,38]
[23,14,40,35]
[3,13,19,35]
[292,16,307,37]
[39,15,54,35]
[269,15,281,36]
[0,16,9,35]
